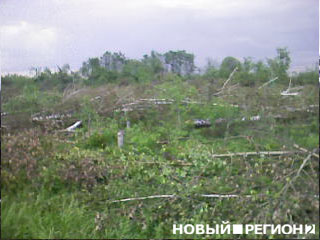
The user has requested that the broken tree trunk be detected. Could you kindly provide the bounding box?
[194,119,211,128]
[281,78,301,96]
[220,67,238,91]
[65,120,82,132]
[258,77,278,89]
[117,130,125,148]
[211,150,300,158]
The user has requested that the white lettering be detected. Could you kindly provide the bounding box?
[173,224,183,234]
[270,224,281,234]
[221,224,231,234]
[206,224,216,234]
[184,224,195,234]
[281,224,293,234]
[254,224,263,234]
[305,224,315,234]
[245,224,254,234]
[292,224,303,234]
[262,224,272,234]
[196,224,205,234]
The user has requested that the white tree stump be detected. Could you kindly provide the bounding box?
[117,130,125,148]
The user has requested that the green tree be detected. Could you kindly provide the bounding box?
[253,60,271,83]
[100,51,126,72]
[267,47,291,82]
[81,57,118,85]
[242,57,254,72]
[142,51,165,75]
[219,56,241,78]
[164,50,195,76]
[122,60,153,83]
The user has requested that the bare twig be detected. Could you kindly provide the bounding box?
[279,150,315,196]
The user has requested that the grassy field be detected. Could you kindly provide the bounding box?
[1,71,319,238]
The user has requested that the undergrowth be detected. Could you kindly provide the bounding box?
[1,75,319,239]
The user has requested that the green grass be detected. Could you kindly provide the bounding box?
[2,190,96,239]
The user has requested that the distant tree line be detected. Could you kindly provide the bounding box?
[2,47,318,91]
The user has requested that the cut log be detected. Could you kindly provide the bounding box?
[66,120,82,132]
[194,119,211,128]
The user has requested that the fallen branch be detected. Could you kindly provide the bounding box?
[258,77,278,89]
[110,195,176,203]
[293,144,319,159]
[32,113,72,121]
[211,150,300,158]
[109,193,251,203]
[295,153,313,177]
[65,120,82,132]
[213,67,238,96]
[280,150,316,195]
[220,67,238,91]
[281,77,301,96]
[134,161,193,166]
[200,194,251,198]
[281,91,299,96]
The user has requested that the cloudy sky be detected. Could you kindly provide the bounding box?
[0,0,318,74]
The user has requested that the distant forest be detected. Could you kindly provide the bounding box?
[6,47,316,90]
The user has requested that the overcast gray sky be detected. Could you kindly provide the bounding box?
[0,0,318,74]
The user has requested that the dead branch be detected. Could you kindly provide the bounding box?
[211,150,300,158]
[58,120,82,132]
[220,67,238,91]
[32,113,72,122]
[281,91,299,96]
[293,144,319,159]
[258,77,278,89]
[200,194,251,198]
[109,193,251,203]
[212,67,238,96]
[134,161,193,166]
[295,152,313,177]
[110,195,176,203]
[281,77,301,96]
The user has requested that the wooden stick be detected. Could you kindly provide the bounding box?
[108,191,319,204]
[110,195,176,203]
[65,120,82,132]
[296,153,313,177]
[109,193,251,203]
[134,161,193,166]
[200,194,250,198]
[258,77,278,89]
[211,150,299,158]
[293,144,319,159]
[281,91,299,96]
[220,67,238,91]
